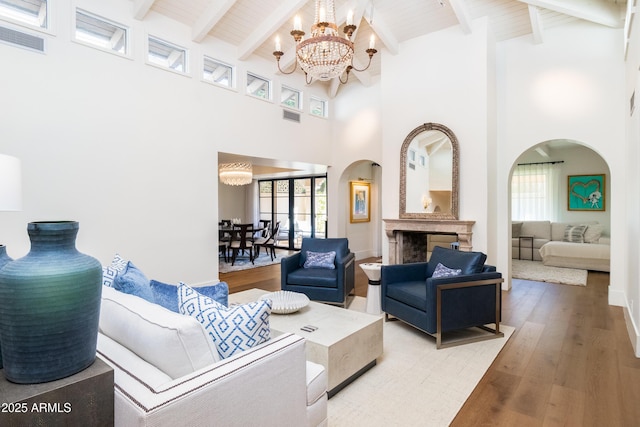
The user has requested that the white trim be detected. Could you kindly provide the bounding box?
[623,302,640,357]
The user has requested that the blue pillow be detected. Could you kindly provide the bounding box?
[112,261,153,303]
[150,280,229,313]
[303,250,336,269]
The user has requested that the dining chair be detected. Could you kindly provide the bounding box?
[229,223,254,266]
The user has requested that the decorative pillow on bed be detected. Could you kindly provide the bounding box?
[563,225,587,243]
[150,280,229,313]
[303,250,336,269]
[432,263,462,278]
[178,283,271,359]
[583,224,604,243]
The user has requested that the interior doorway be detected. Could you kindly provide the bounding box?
[508,139,611,280]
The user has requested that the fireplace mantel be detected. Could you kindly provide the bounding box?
[383,218,475,264]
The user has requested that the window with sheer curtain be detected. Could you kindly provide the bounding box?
[511,162,561,221]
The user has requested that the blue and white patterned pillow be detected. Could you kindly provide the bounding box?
[432,262,462,278]
[102,265,118,287]
[178,283,271,359]
[102,253,129,287]
[111,253,128,271]
[150,280,229,313]
[303,250,336,269]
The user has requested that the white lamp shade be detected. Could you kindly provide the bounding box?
[0,154,22,211]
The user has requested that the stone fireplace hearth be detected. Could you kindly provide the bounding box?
[384,219,475,265]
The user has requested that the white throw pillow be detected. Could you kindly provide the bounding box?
[583,224,604,243]
[178,283,271,359]
[100,285,220,379]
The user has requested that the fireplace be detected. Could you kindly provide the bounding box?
[383,219,475,264]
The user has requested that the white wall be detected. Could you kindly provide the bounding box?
[624,0,640,355]
[331,79,383,258]
[0,0,336,284]
[380,19,493,261]
[496,21,625,301]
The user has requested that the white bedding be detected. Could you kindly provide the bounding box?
[539,241,610,260]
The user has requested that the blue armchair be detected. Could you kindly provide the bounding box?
[381,246,503,348]
[281,238,355,307]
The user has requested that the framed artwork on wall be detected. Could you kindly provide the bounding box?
[568,174,605,211]
[350,181,371,223]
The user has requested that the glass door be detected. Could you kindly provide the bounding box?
[293,178,312,249]
[259,175,327,250]
[314,177,327,239]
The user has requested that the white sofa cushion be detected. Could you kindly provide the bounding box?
[100,286,220,379]
[306,361,327,406]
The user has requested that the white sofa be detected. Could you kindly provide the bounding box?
[512,221,610,272]
[97,286,328,427]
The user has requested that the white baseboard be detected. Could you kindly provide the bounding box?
[608,288,626,307]
[623,303,640,358]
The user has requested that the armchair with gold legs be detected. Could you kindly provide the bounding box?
[381,246,503,349]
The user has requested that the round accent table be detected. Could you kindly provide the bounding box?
[360,262,383,315]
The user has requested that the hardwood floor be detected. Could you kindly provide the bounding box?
[221,260,640,426]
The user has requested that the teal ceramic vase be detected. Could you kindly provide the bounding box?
[0,245,13,369]
[0,222,102,383]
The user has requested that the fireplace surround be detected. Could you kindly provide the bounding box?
[384,219,475,264]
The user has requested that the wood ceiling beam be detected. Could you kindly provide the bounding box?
[363,5,399,55]
[449,0,472,35]
[237,0,308,61]
[193,0,239,42]
[518,0,624,28]
[133,0,156,20]
[528,5,544,44]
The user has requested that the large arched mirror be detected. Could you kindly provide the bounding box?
[400,123,459,220]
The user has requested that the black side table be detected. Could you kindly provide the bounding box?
[518,235,534,260]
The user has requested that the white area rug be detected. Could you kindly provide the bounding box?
[328,297,514,426]
[512,259,587,286]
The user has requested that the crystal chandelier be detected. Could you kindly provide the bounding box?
[219,162,252,186]
[273,0,377,84]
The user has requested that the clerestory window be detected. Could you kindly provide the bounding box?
[147,35,188,74]
[0,0,48,29]
[74,9,128,56]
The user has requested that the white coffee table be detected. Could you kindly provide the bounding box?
[229,288,383,397]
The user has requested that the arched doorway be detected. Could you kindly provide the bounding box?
[508,139,611,283]
[338,160,383,260]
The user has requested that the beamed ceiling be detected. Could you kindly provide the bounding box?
[132,0,629,98]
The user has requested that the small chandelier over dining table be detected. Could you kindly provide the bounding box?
[219,162,252,186]
[273,0,377,84]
